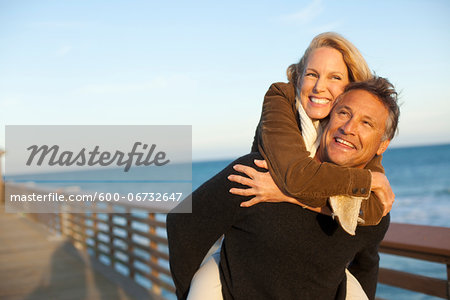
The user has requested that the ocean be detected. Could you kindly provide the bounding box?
[374,144,450,300]
[6,143,450,299]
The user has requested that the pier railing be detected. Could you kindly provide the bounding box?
[378,223,450,299]
[3,181,450,299]
[4,182,175,300]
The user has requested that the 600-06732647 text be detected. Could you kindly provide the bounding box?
[8,192,184,202]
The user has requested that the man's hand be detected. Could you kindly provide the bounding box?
[371,172,395,216]
[228,159,297,207]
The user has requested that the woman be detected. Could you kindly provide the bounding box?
[168,32,393,300]
[242,32,393,220]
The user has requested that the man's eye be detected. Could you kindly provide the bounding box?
[363,121,373,127]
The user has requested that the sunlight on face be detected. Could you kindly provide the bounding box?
[319,89,390,168]
[299,47,350,120]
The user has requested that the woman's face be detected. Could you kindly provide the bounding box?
[299,47,350,120]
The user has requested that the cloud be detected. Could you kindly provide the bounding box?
[280,0,324,24]
[56,45,72,57]
[78,74,198,95]
[29,21,88,29]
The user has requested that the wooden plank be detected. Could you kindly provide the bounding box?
[126,214,166,228]
[130,228,168,245]
[381,223,450,260]
[85,217,169,246]
[91,239,170,262]
[379,246,450,264]
[130,252,172,277]
[75,212,166,229]
[63,235,167,300]
[378,267,447,299]
[0,212,138,300]
[126,208,135,280]
[134,268,176,293]
[86,243,114,259]
[86,229,170,261]
[97,249,172,280]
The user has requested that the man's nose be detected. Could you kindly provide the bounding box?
[339,119,357,135]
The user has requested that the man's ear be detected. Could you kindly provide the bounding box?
[377,139,390,155]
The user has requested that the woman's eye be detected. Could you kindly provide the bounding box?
[332,75,342,80]
[363,121,373,127]
[305,72,317,78]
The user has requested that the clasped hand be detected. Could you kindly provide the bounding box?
[228,160,395,216]
[228,160,296,207]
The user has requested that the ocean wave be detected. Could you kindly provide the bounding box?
[434,187,450,196]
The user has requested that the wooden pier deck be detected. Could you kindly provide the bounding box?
[0,211,150,300]
[1,201,449,299]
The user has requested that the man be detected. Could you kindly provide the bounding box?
[167,76,400,300]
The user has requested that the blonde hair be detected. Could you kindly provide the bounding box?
[287,32,372,86]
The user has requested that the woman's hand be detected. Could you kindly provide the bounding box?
[228,159,298,207]
[371,172,395,216]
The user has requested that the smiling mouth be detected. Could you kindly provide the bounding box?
[310,97,330,105]
[335,137,356,149]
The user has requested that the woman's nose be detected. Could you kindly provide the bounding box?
[313,77,326,93]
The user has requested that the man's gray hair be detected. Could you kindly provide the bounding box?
[342,76,400,141]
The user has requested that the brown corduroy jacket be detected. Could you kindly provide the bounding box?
[251,82,385,226]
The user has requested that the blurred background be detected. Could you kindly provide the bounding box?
[1,0,449,161]
[1,2,449,299]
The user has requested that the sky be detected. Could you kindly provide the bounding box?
[1,0,449,161]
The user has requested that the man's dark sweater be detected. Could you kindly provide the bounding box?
[167,153,390,300]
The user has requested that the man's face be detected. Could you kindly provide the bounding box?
[319,89,391,169]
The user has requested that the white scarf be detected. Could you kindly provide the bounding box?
[295,92,365,236]
[295,95,322,158]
